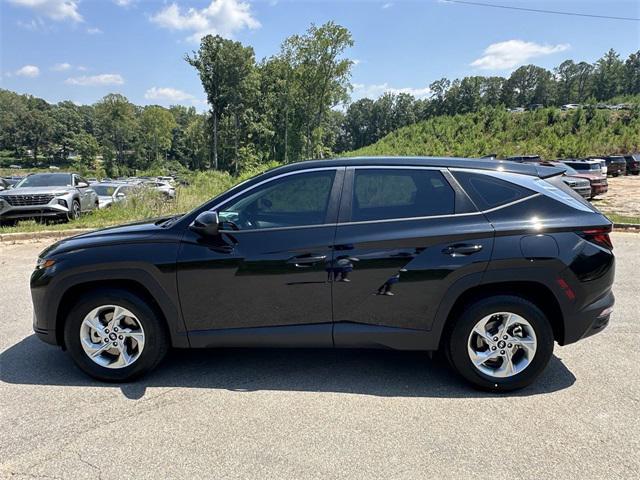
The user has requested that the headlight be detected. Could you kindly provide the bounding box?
[53,191,68,197]
[36,257,56,269]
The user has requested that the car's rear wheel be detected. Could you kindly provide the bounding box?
[63,289,169,382]
[446,295,554,391]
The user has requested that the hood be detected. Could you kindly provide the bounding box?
[40,217,174,257]
[0,186,74,195]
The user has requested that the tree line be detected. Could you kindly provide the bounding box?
[0,21,638,175]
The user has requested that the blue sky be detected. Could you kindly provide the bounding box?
[1,0,639,108]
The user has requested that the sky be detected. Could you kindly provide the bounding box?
[1,0,639,109]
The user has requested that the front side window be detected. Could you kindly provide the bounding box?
[218,170,336,230]
[351,169,455,221]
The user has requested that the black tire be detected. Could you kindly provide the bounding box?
[445,295,554,392]
[66,199,81,222]
[63,288,169,382]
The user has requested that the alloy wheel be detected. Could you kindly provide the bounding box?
[79,305,145,369]
[467,312,537,378]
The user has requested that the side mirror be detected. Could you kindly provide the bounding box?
[189,211,219,237]
[116,192,126,198]
[77,181,89,188]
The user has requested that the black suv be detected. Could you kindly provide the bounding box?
[603,156,627,176]
[31,157,615,391]
[623,154,639,175]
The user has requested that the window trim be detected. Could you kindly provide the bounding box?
[340,166,459,225]
[215,167,345,233]
[204,165,541,233]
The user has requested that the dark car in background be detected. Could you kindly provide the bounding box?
[31,157,615,392]
[623,154,639,175]
[560,159,608,198]
[0,172,98,222]
[603,156,626,177]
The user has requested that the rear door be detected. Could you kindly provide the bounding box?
[331,166,495,345]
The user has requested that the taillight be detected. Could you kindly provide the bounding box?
[579,226,613,250]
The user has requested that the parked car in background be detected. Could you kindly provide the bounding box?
[157,176,176,186]
[560,159,608,198]
[561,104,580,111]
[0,172,98,222]
[146,181,176,199]
[93,182,136,209]
[543,162,591,199]
[2,176,24,188]
[505,155,542,163]
[31,157,615,391]
[623,154,640,175]
[603,156,626,177]
[587,157,607,176]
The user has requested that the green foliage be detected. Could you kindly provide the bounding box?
[348,103,640,159]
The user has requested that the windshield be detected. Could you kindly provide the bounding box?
[15,174,72,188]
[557,164,579,175]
[93,185,117,196]
[570,163,600,171]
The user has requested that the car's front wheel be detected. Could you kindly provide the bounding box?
[66,199,81,222]
[446,295,554,391]
[63,289,169,382]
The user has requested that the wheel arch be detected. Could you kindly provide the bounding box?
[434,279,566,350]
[53,273,188,349]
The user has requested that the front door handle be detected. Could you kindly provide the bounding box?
[287,254,327,268]
[442,244,483,256]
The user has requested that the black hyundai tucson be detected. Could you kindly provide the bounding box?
[31,157,615,391]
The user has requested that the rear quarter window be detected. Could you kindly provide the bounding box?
[452,171,534,211]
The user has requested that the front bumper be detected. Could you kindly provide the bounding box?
[0,199,70,220]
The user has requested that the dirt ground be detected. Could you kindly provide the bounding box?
[591,174,640,220]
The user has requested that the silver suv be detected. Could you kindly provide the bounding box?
[0,172,98,222]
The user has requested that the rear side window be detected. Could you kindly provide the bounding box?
[453,171,533,211]
[351,169,454,221]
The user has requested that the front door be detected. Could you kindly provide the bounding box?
[177,168,344,347]
[331,167,494,344]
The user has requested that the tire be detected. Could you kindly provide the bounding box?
[445,295,554,392]
[66,199,81,222]
[63,288,169,382]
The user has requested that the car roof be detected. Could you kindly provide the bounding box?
[264,156,561,179]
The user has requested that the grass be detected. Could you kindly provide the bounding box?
[605,213,640,225]
[0,164,279,234]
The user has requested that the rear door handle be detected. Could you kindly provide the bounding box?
[442,244,483,256]
[287,254,327,268]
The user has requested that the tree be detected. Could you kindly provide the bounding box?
[624,50,640,95]
[186,35,256,169]
[593,49,624,100]
[139,106,177,166]
[73,132,100,169]
[95,94,137,173]
[285,21,354,158]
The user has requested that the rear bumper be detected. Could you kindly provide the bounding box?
[563,290,614,344]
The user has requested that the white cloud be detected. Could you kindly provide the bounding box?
[86,27,102,34]
[65,74,124,86]
[471,40,570,70]
[382,2,394,8]
[8,0,82,22]
[16,65,40,77]
[144,87,195,102]
[352,82,431,100]
[113,0,134,6]
[150,0,260,43]
[52,62,71,71]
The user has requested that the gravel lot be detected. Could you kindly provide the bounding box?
[593,174,640,219]
[1,233,639,479]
